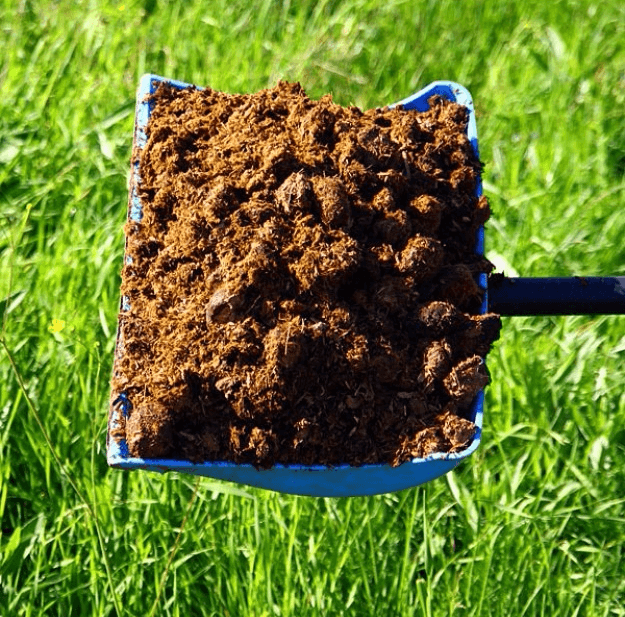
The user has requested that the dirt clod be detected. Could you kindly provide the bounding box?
[110,81,501,468]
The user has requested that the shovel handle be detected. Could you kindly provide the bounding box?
[487,276,625,316]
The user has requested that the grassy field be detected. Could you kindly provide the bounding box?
[1,0,625,615]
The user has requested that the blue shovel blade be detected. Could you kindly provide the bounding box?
[107,75,486,497]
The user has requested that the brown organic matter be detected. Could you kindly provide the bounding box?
[110,81,501,468]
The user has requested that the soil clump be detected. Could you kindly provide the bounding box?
[110,81,501,468]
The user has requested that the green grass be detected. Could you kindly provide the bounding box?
[2,0,625,615]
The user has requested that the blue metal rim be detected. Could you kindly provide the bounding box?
[108,75,486,497]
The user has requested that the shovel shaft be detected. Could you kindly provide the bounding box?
[487,276,625,316]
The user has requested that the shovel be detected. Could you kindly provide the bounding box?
[107,75,625,497]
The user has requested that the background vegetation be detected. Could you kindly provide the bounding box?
[1,0,624,615]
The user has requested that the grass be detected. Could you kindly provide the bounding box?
[1,0,625,614]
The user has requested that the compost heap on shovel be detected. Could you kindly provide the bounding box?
[111,81,501,468]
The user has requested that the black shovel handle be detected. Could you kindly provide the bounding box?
[487,276,625,316]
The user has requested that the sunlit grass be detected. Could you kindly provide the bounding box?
[1,0,625,615]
